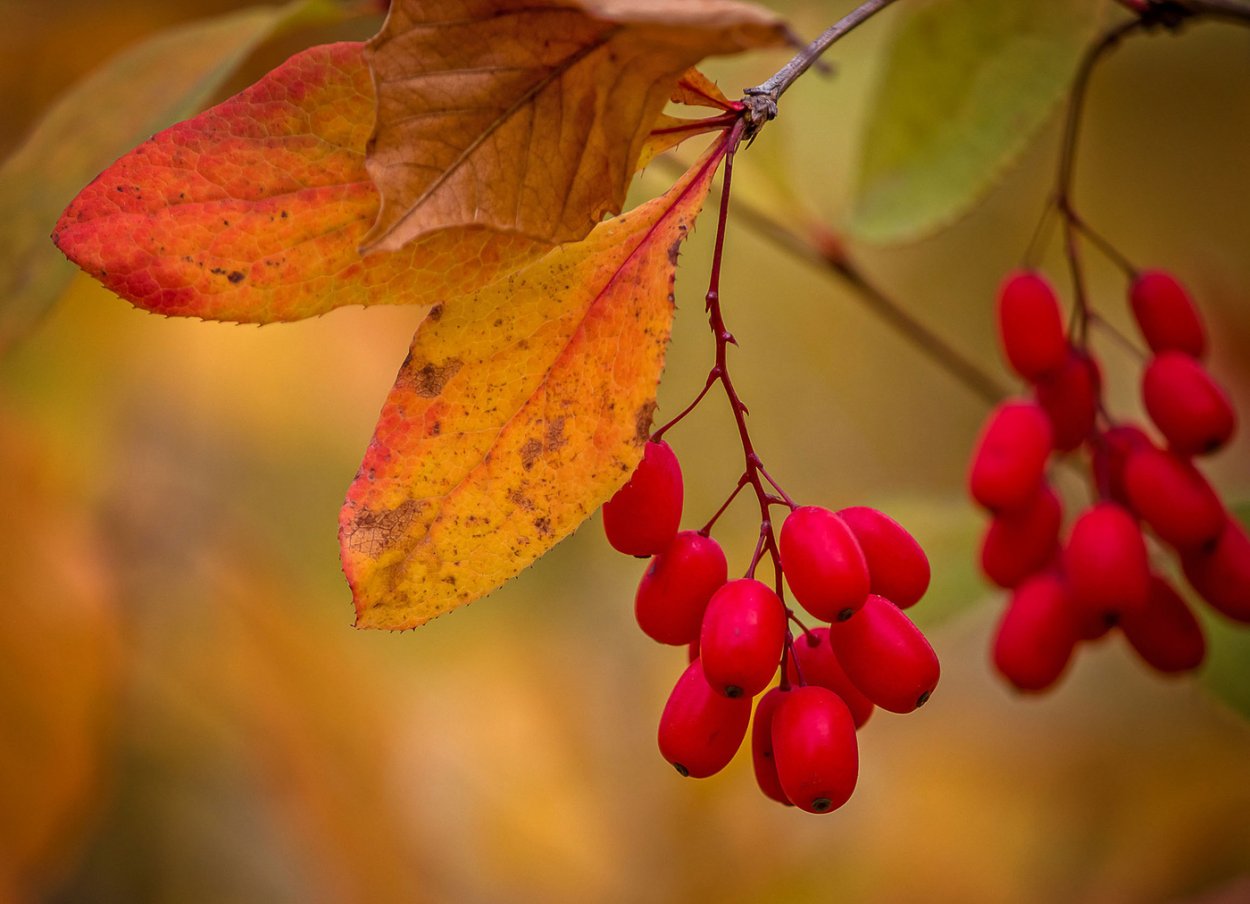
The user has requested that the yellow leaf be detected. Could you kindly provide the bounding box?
[360,0,783,252]
[341,139,727,629]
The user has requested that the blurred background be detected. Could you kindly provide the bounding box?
[2,1,1249,902]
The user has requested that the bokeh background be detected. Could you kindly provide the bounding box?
[3,1,1250,902]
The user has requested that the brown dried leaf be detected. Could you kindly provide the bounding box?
[361,0,784,252]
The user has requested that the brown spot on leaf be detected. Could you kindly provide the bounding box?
[428,303,444,321]
[533,516,552,536]
[667,237,683,266]
[520,438,543,471]
[402,357,463,398]
[508,488,535,511]
[227,270,245,284]
[345,500,423,558]
[545,416,567,452]
[634,400,657,444]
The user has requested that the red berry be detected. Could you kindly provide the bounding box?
[968,401,1053,511]
[602,440,683,556]
[837,506,930,608]
[1034,348,1101,452]
[997,271,1069,380]
[1063,502,1150,624]
[1182,517,1250,623]
[1091,425,1152,506]
[634,531,728,645]
[779,506,870,622]
[980,482,1063,588]
[1123,446,1224,550]
[771,686,859,814]
[751,687,793,806]
[829,594,940,714]
[657,659,751,778]
[784,627,875,728]
[1119,575,1206,673]
[1129,270,1206,358]
[1142,352,1236,456]
[992,571,1080,692]
[699,579,786,699]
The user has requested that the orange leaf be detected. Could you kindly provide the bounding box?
[52,42,544,324]
[360,0,783,253]
[340,138,727,629]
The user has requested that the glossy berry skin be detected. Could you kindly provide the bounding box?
[992,571,1080,692]
[969,401,1053,511]
[1034,348,1101,452]
[771,686,859,814]
[1092,425,1152,507]
[829,594,939,714]
[1182,517,1250,623]
[699,579,786,699]
[1123,446,1224,550]
[779,507,870,621]
[1130,270,1206,358]
[602,440,683,556]
[634,531,728,645]
[1063,502,1150,623]
[750,687,792,806]
[997,271,1068,380]
[980,482,1062,589]
[1142,352,1236,456]
[657,658,751,778]
[1120,575,1206,673]
[784,627,874,728]
[837,506,930,608]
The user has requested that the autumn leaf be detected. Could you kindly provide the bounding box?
[0,0,351,351]
[53,42,546,324]
[360,0,784,253]
[340,138,726,630]
[638,69,741,169]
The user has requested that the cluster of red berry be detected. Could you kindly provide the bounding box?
[970,269,1248,691]
[602,439,938,813]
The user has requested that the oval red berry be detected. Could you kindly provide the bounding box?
[1182,517,1250,623]
[980,482,1062,589]
[1142,352,1236,456]
[699,578,786,699]
[634,531,728,645]
[1063,502,1150,624]
[997,270,1068,380]
[750,687,793,806]
[829,594,940,713]
[992,571,1079,692]
[1034,348,1101,453]
[779,506,870,622]
[969,400,1053,511]
[657,658,751,779]
[771,686,859,814]
[837,506,930,608]
[1119,575,1206,673]
[784,627,874,728]
[1129,270,1206,358]
[1123,446,1224,550]
[602,439,683,556]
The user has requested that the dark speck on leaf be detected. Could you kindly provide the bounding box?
[227,271,245,284]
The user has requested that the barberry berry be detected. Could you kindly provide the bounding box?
[602,439,684,556]
[1063,501,1150,624]
[750,687,793,806]
[634,531,728,645]
[1034,348,1101,452]
[969,400,1053,511]
[1142,352,1236,456]
[837,505,931,608]
[778,506,870,622]
[992,571,1080,692]
[770,686,859,814]
[784,627,874,728]
[997,270,1069,380]
[657,658,751,779]
[1123,445,1225,550]
[1119,575,1206,673]
[980,482,1063,589]
[699,578,786,698]
[1182,517,1250,623]
[1129,270,1206,358]
[829,594,939,713]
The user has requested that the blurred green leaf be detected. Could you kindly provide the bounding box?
[0,0,350,355]
[848,0,1110,244]
[1200,502,1250,720]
